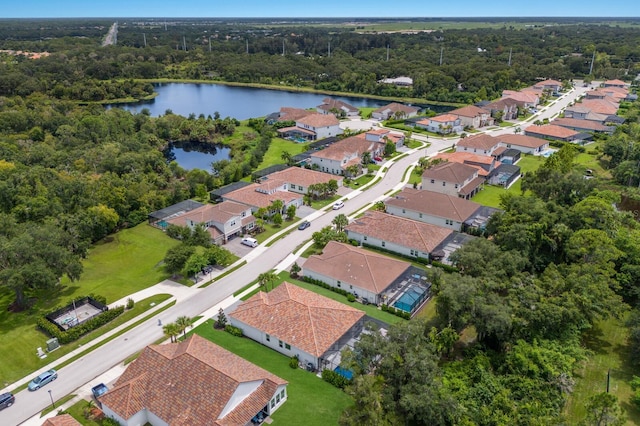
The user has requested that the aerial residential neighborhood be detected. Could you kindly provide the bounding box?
[1,13,640,426]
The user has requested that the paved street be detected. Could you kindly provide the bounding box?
[3,83,591,426]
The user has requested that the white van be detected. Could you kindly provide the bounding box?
[241,237,258,248]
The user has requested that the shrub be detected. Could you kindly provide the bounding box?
[224,324,243,337]
[289,355,299,369]
[126,298,135,310]
[346,294,356,302]
[215,308,227,329]
[322,369,350,389]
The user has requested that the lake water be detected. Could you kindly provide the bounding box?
[113,83,394,120]
[164,141,231,171]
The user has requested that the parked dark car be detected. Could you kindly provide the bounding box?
[0,392,15,410]
[298,221,311,230]
[91,383,109,399]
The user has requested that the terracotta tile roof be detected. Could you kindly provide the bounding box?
[580,99,619,115]
[428,114,460,123]
[277,126,316,136]
[385,188,481,222]
[553,117,610,132]
[604,79,627,86]
[166,201,248,227]
[492,146,507,156]
[317,98,359,113]
[297,113,339,128]
[310,135,378,162]
[484,97,519,110]
[224,183,301,209]
[450,105,489,118]
[373,102,420,115]
[459,177,485,195]
[41,414,82,426]
[366,128,390,135]
[278,107,313,121]
[534,79,562,88]
[266,167,341,187]
[434,151,496,166]
[303,241,411,295]
[497,134,550,149]
[345,211,452,253]
[100,335,286,426]
[501,90,539,104]
[422,161,478,184]
[457,134,499,150]
[229,283,365,357]
[525,124,579,139]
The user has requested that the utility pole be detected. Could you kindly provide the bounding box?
[209,38,211,52]
[282,39,285,56]
[183,36,186,51]
[508,48,512,67]
[328,40,331,58]
[386,45,390,62]
[246,39,249,54]
[439,47,444,66]
[589,50,596,75]
[143,33,147,48]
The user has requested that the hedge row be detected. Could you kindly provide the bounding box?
[37,306,125,344]
[225,324,243,337]
[321,369,351,389]
[381,304,412,320]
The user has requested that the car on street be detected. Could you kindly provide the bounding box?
[0,392,15,410]
[332,201,345,210]
[298,221,311,230]
[28,369,57,391]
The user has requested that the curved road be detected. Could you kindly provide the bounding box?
[4,83,591,426]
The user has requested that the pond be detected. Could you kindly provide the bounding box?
[164,141,231,172]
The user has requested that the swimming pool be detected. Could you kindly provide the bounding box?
[334,366,354,380]
[393,284,428,313]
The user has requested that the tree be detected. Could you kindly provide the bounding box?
[373,201,386,212]
[361,151,372,165]
[290,262,301,278]
[581,392,626,426]
[339,375,390,426]
[215,308,227,329]
[312,226,348,248]
[164,244,196,277]
[270,199,284,215]
[183,252,209,280]
[258,271,278,292]
[163,322,180,343]
[384,141,396,157]
[272,212,283,227]
[286,204,297,221]
[345,164,360,178]
[175,315,193,339]
[332,214,349,232]
[281,151,292,165]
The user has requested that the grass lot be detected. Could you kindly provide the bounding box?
[472,155,545,208]
[0,223,178,387]
[257,137,309,171]
[65,399,103,426]
[254,218,299,243]
[0,293,171,387]
[564,316,640,425]
[359,107,375,119]
[344,173,376,189]
[195,321,352,425]
[272,272,405,325]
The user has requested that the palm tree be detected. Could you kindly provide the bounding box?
[175,316,193,339]
[332,214,348,232]
[361,151,372,165]
[163,322,180,343]
[281,151,292,165]
[257,271,278,292]
[373,201,386,212]
[270,199,284,216]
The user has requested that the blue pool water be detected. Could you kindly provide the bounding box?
[334,366,354,380]
[393,284,428,313]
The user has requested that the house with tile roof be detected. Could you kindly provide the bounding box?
[501,90,540,108]
[41,414,82,426]
[415,114,463,134]
[496,134,550,155]
[552,117,614,134]
[371,102,420,120]
[432,152,498,178]
[276,107,313,122]
[456,133,501,156]
[303,241,415,306]
[422,162,484,199]
[165,200,255,245]
[308,135,383,176]
[228,282,365,371]
[264,167,343,194]
[449,105,494,129]
[222,179,302,212]
[99,334,288,426]
[277,113,342,141]
[533,79,563,94]
[482,97,519,120]
[580,98,619,116]
[345,211,452,261]
[364,128,405,148]
[316,97,360,117]
[604,79,628,88]
[524,124,579,142]
[385,188,496,232]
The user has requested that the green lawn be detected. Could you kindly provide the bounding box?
[258,137,309,170]
[564,316,640,425]
[195,321,352,425]
[0,293,171,387]
[254,218,298,243]
[0,223,178,387]
[64,399,103,426]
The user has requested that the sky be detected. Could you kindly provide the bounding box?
[2,0,639,19]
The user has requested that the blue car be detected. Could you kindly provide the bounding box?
[28,369,57,391]
[298,221,311,230]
